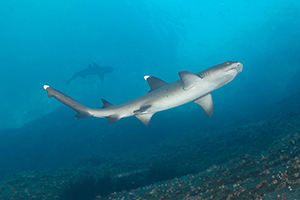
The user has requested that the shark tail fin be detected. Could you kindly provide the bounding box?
[43,85,92,119]
[64,80,71,86]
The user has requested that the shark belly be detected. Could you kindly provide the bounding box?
[136,80,214,114]
[92,79,214,119]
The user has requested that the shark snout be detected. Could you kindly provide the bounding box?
[227,62,243,74]
[236,62,243,73]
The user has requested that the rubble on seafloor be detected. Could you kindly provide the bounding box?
[0,114,300,200]
[102,131,300,200]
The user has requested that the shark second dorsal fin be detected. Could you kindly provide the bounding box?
[144,76,168,92]
[101,98,114,108]
[194,93,214,117]
[178,71,202,91]
[135,113,154,126]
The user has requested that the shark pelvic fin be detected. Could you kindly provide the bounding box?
[178,71,202,91]
[135,113,154,126]
[134,105,151,114]
[194,93,214,117]
[144,76,168,92]
[101,98,114,108]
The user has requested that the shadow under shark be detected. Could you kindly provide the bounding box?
[45,61,243,126]
[65,63,114,85]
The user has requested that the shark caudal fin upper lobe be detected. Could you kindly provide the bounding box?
[43,85,92,118]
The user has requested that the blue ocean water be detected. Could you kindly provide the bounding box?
[0,0,300,199]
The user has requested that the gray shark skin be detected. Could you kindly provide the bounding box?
[65,62,114,85]
[45,61,243,126]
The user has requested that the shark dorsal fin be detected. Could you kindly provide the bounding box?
[178,71,202,91]
[92,62,99,67]
[194,93,214,117]
[144,76,168,92]
[135,113,154,126]
[101,98,114,108]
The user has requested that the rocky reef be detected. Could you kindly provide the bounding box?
[0,109,299,199]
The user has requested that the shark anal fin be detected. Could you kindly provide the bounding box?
[135,113,154,126]
[75,112,92,118]
[101,98,114,108]
[178,71,202,91]
[108,116,120,123]
[134,105,151,114]
[194,93,214,117]
[144,76,168,92]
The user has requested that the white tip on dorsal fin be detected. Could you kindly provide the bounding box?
[178,71,202,91]
[144,75,168,92]
[194,93,214,117]
[43,85,49,90]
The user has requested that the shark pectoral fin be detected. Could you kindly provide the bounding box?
[144,76,168,92]
[194,93,214,117]
[178,71,202,91]
[108,116,120,124]
[101,98,114,108]
[98,73,104,81]
[135,113,154,126]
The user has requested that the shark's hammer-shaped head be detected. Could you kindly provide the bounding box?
[207,61,243,89]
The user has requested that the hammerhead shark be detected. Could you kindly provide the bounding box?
[44,61,243,125]
[65,63,114,85]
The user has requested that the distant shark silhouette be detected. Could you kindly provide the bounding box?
[65,63,114,85]
[45,61,243,126]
